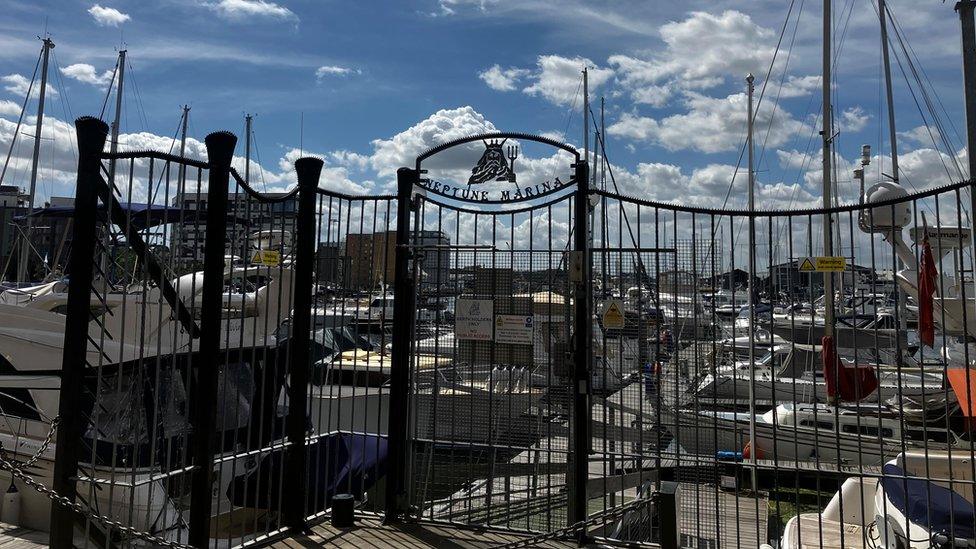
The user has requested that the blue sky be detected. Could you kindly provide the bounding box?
[0,0,970,210]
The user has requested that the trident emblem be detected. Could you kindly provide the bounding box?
[506,144,518,183]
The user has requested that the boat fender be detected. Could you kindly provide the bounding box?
[1,482,19,525]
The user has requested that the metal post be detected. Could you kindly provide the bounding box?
[385,166,417,523]
[569,159,591,539]
[187,130,237,548]
[284,156,322,530]
[958,1,976,182]
[655,482,679,549]
[49,116,108,549]
[18,37,53,283]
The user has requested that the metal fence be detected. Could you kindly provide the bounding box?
[9,117,976,548]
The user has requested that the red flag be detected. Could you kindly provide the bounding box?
[822,335,879,402]
[918,236,938,348]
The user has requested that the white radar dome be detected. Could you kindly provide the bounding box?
[859,181,911,233]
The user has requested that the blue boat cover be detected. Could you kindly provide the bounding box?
[881,463,975,541]
[228,432,388,511]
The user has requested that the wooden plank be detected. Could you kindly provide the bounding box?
[273,516,576,548]
[0,522,48,549]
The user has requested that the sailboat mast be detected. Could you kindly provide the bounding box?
[108,50,127,186]
[178,105,189,195]
[822,0,836,338]
[600,97,606,190]
[746,73,758,485]
[245,113,252,184]
[879,0,900,181]
[178,106,189,160]
[959,1,976,182]
[17,37,54,283]
[582,67,589,163]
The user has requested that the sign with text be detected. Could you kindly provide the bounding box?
[416,133,579,204]
[798,256,846,272]
[251,250,281,267]
[455,299,494,341]
[494,314,534,345]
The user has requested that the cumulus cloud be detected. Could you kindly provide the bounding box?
[88,4,130,26]
[478,64,529,92]
[369,106,498,179]
[607,10,800,106]
[777,75,821,98]
[60,63,115,88]
[315,65,360,80]
[0,100,22,117]
[898,125,941,148]
[523,55,613,106]
[627,160,818,210]
[1,74,57,98]
[838,106,869,134]
[206,0,297,22]
[608,91,809,154]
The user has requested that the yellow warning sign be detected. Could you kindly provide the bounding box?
[602,299,625,329]
[798,256,846,272]
[251,250,281,267]
[814,256,846,271]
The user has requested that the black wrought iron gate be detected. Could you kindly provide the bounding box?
[385,134,600,541]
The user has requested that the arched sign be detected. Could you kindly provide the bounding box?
[414,132,581,204]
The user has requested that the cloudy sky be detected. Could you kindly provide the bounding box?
[0,0,971,211]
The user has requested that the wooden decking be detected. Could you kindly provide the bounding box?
[0,522,48,548]
[272,516,576,548]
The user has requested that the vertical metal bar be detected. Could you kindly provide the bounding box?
[49,116,109,549]
[569,159,590,539]
[188,130,237,548]
[284,157,323,529]
[385,167,417,522]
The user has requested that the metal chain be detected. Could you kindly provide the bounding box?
[493,496,652,549]
[5,417,60,470]
[0,417,191,548]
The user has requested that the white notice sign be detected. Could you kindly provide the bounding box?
[455,299,494,341]
[494,315,534,345]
